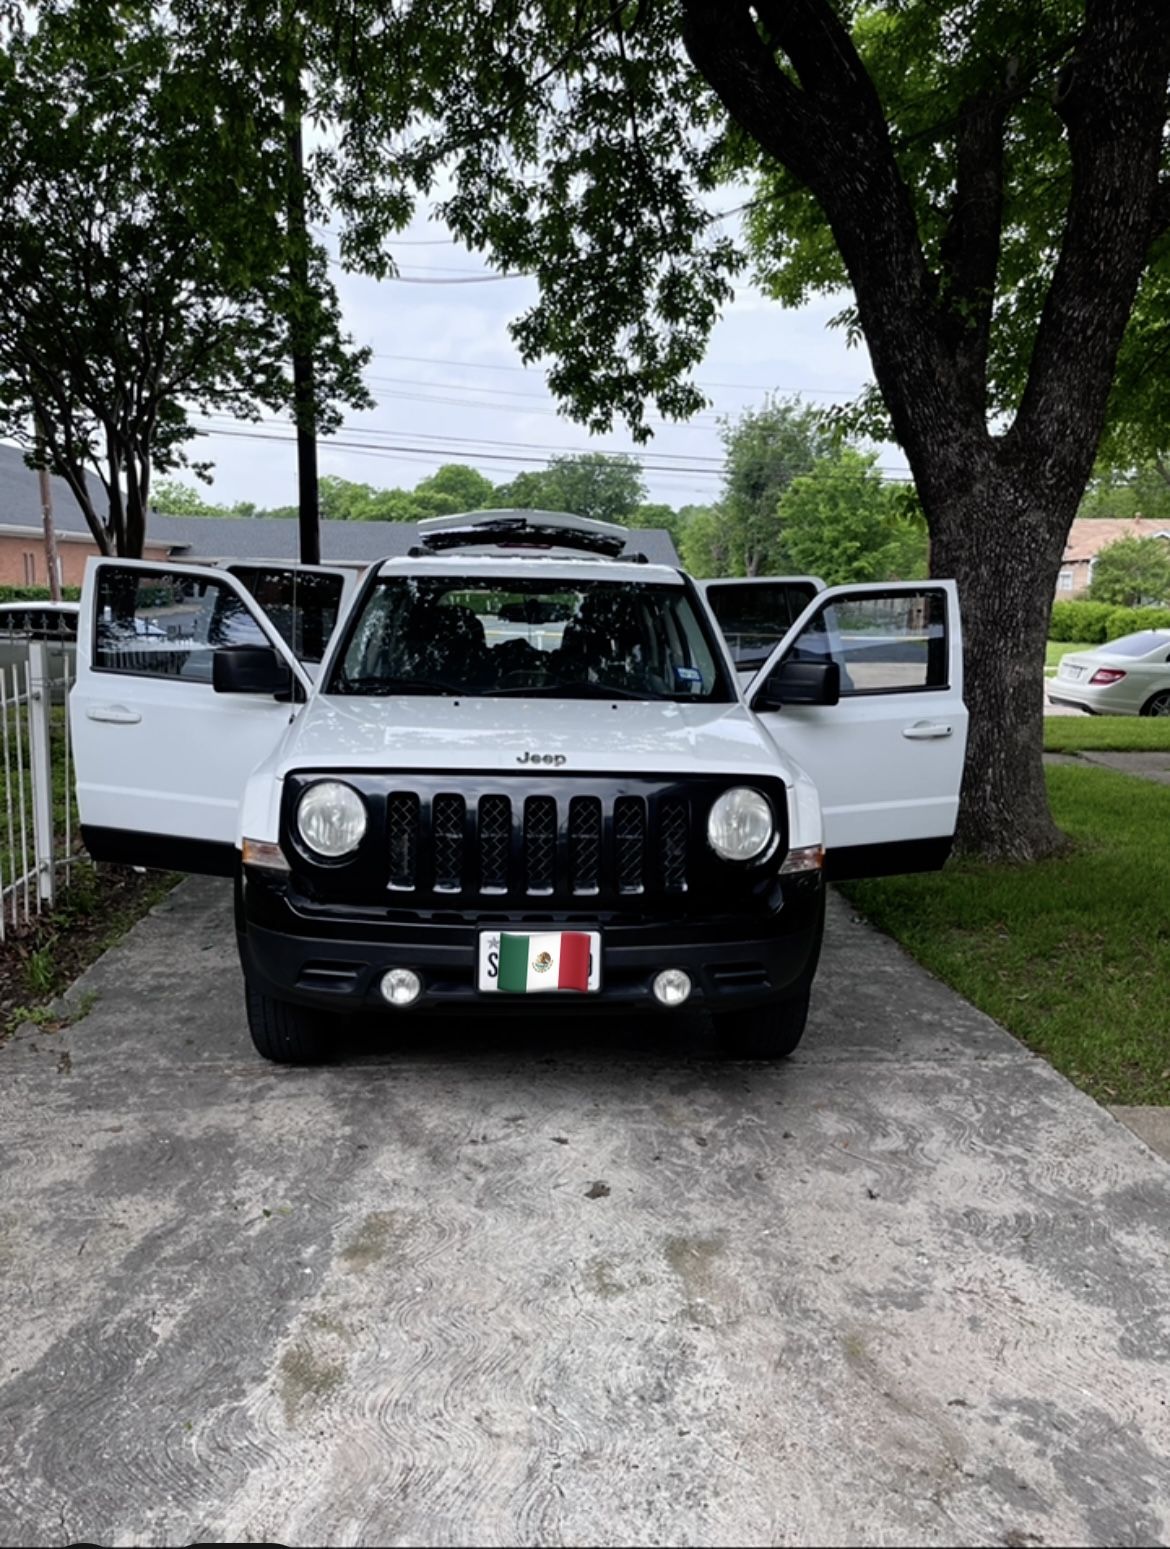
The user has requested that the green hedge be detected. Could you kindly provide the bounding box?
[1049,598,1170,642]
[0,585,81,604]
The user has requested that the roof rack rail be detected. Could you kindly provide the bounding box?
[415,508,630,558]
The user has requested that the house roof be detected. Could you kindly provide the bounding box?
[0,440,681,567]
[1063,518,1170,563]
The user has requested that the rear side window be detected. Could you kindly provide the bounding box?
[228,567,345,664]
[1101,631,1170,658]
[705,582,820,669]
[94,569,266,682]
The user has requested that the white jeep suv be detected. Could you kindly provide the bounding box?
[70,510,967,1063]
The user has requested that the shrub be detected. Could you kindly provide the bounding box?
[0,585,81,603]
[1104,604,1170,640]
[1048,599,1116,642]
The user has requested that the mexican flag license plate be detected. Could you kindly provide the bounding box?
[478,930,601,993]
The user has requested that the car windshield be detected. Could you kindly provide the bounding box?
[1101,631,1170,658]
[329,575,731,701]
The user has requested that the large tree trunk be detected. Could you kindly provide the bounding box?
[929,470,1078,861]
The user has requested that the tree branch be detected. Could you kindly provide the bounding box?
[1012,0,1170,479]
[681,0,975,480]
[937,89,1010,401]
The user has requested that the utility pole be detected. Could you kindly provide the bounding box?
[34,415,61,601]
[284,14,320,566]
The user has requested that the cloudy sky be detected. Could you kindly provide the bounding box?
[190,211,907,513]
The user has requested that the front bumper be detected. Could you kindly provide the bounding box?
[238,871,825,1016]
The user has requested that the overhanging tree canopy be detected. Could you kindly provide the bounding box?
[0,3,371,556]
[310,0,1169,860]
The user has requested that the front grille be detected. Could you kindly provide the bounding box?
[374,785,693,902]
[479,795,511,890]
[387,792,419,888]
[569,796,601,893]
[660,799,688,892]
[613,797,646,893]
[525,797,557,893]
[432,794,465,891]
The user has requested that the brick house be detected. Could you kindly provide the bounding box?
[1057,517,1170,598]
[0,441,680,579]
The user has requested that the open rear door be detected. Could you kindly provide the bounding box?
[70,559,312,876]
[701,576,825,683]
[747,581,967,880]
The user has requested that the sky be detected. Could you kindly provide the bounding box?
[188,209,910,514]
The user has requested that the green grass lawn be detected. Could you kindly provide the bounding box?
[1044,716,1170,753]
[1045,640,1094,673]
[848,764,1170,1106]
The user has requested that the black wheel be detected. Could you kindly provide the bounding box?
[1140,690,1170,717]
[245,980,331,1064]
[714,990,811,1060]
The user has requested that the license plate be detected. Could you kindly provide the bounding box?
[1061,663,1086,680]
[478,930,601,993]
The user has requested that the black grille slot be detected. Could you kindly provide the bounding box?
[524,797,557,893]
[479,794,511,890]
[570,796,601,894]
[387,792,419,888]
[432,794,465,891]
[660,798,689,891]
[614,797,646,893]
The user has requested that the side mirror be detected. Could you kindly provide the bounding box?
[213,645,293,698]
[752,657,840,711]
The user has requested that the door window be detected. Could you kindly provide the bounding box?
[94,568,267,682]
[788,590,949,695]
[705,581,821,670]
[228,567,345,663]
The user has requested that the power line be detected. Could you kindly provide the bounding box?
[192,420,917,483]
[366,350,862,397]
[199,411,727,466]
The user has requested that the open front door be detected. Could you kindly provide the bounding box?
[700,576,825,683]
[747,581,967,880]
[70,559,312,876]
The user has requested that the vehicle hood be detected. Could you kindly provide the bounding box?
[275,694,789,781]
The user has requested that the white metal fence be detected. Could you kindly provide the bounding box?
[0,640,83,938]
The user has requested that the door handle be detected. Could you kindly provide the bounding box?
[902,721,952,740]
[87,704,142,725]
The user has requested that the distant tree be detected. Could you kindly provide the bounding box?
[1088,536,1170,606]
[628,501,683,545]
[718,401,831,576]
[153,478,260,519]
[153,480,233,518]
[488,470,551,510]
[778,449,928,586]
[414,463,495,513]
[542,452,646,524]
[1079,460,1170,520]
[680,508,730,577]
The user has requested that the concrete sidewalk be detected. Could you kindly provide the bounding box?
[1,879,1168,1546]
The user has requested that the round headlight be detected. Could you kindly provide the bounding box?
[707,787,774,862]
[297,781,367,859]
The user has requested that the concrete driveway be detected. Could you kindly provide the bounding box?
[1,879,1169,1547]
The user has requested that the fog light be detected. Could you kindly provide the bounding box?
[381,968,422,1007]
[653,968,692,1007]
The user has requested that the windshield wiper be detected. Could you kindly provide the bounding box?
[333,674,460,695]
[487,680,663,701]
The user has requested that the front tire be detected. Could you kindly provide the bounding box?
[714,990,811,1060]
[245,980,331,1064]
[1141,690,1170,717]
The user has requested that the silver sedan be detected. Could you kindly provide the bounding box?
[1048,629,1170,716]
